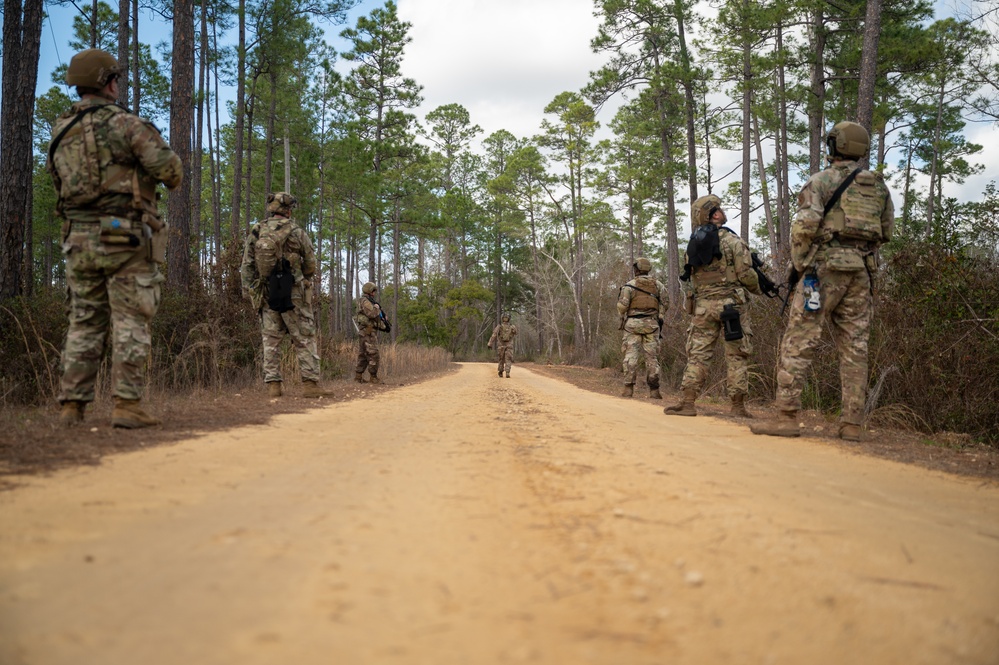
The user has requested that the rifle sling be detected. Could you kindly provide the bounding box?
[623,283,661,304]
[823,167,863,217]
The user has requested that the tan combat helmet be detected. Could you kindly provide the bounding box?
[266,191,297,215]
[826,121,870,160]
[633,257,652,275]
[362,282,377,295]
[501,313,511,322]
[691,194,722,230]
[65,49,122,89]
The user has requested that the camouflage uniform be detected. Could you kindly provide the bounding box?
[679,228,761,397]
[488,316,518,377]
[354,286,388,381]
[772,159,894,426]
[49,95,182,407]
[616,267,667,395]
[240,212,321,385]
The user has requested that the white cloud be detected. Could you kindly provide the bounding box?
[397,0,606,140]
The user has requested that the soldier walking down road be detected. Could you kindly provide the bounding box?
[241,192,334,399]
[617,258,667,398]
[488,314,518,378]
[49,49,182,429]
[664,196,762,418]
[751,122,894,441]
[354,282,390,384]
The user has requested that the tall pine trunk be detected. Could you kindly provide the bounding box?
[230,0,246,242]
[166,0,194,294]
[808,8,827,174]
[0,0,43,299]
[117,0,129,107]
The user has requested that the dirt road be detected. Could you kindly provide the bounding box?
[2,363,998,665]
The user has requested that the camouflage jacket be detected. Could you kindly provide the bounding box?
[47,97,182,222]
[489,323,518,346]
[355,295,385,332]
[240,216,316,294]
[686,228,761,301]
[791,159,894,272]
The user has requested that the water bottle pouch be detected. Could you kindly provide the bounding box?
[720,304,743,341]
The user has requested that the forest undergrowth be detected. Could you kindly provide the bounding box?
[1,244,996,448]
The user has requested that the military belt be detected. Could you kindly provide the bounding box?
[828,237,872,251]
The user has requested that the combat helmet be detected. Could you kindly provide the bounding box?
[633,257,652,275]
[65,49,122,89]
[362,282,377,295]
[691,194,722,230]
[826,121,870,160]
[501,313,511,322]
[266,191,297,215]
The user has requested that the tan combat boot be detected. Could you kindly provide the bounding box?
[649,383,662,399]
[749,410,800,437]
[112,397,161,429]
[621,384,634,398]
[730,394,752,418]
[839,423,862,441]
[59,400,86,427]
[369,371,382,385]
[302,380,335,398]
[267,381,283,397]
[354,372,366,383]
[663,389,697,416]
[505,371,510,378]
[498,370,503,377]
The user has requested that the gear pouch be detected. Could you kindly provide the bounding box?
[824,246,865,272]
[149,222,168,264]
[98,215,141,250]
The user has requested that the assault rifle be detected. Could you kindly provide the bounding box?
[750,253,781,299]
[379,310,392,333]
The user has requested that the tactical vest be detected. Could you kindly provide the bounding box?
[50,102,157,217]
[821,171,884,243]
[691,234,737,289]
[627,275,660,313]
[497,323,515,344]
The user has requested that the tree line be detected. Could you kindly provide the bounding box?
[1,0,997,424]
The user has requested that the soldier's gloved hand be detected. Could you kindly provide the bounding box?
[488,343,492,349]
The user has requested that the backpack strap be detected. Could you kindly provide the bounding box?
[47,105,105,166]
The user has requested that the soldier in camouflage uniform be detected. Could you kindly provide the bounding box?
[617,258,667,398]
[664,195,762,418]
[488,313,518,378]
[49,49,182,428]
[751,122,894,441]
[241,192,333,398]
[354,282,388,383]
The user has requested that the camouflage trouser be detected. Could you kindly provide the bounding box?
[261,283,320,383]
[355,328,380,376]
[621,331,660,387]
[496,344,513,373]
[680,297,753,397]
[59,222,163,403]
[775,265,871,425]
